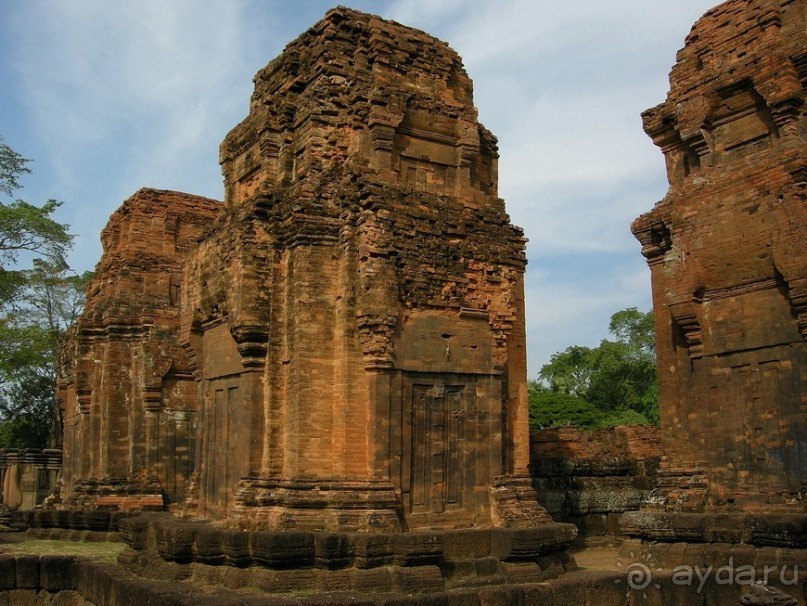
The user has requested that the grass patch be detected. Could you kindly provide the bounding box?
[0,540,125,563]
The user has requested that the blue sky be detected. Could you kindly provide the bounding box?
[0,0,718,378]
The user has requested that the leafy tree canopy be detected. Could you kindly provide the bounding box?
[0,261,91,448]
[0,136,73,304]
[0,137,85,448]
[530,307,658,429]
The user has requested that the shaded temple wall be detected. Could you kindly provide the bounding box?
[180,7,544,531]
[58,188,221,509]
[632,0,807,511]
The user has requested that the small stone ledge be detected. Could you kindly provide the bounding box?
[619,538,807,582]
[5,551,801,604]
[230,477,404,533]
[619,512,807,547]
[0,555,650,605]
[26,528,122,542]
[63,477,166,511]
[7,509,139,533]
[0,554,79,592]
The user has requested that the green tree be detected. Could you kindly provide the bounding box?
[531,307,658,428]
[537,345,594,398]
[0,136,72,304]
[0,137,81,448]
[0,261,90,448]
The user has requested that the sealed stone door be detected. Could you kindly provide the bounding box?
[394,371,506,529]
[202,377,241,513]
[411,383,465,514]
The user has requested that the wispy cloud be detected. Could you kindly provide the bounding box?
[2,0,716,377]
[5,0,281,264]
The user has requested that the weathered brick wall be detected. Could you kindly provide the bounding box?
[632,0,807,511]
[58,189,221,509]
[530,426,662,541]
[180,7,543,531]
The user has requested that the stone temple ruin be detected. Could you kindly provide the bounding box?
[58,189,220,511]
[60,5,547,535]
[626,0,807,546]
[9,0,801,604]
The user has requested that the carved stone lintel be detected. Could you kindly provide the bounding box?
[633,218,672,265]
[670,301,704,359]
[230,324,270,368]
[76,388,92,415]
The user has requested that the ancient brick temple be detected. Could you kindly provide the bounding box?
[58,189,221,510]
[631,0,807,514]
[60,8,549,533]
[180,7,544,531]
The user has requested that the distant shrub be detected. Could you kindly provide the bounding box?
[528,388,652,430]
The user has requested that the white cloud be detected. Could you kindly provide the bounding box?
[2,0,715,376]
[5,0,279,267]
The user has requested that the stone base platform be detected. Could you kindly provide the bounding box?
[117,514,578,597]
[4,545,805,604]
[226,475,551,533]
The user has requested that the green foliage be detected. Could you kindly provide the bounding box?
[0,262,91,448]
[0,136,31,197]
[0,136,73,301]
[0,370,53,448]
[0,137,84,448]
[537,345,593,398]
[531,307,658,429]
[528,389,606,429]
[528,387,652,429]
[0,199,72,269]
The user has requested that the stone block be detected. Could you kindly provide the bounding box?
[394,532,443,566]
[39,557,77,592]
[442,530,492,560]
[221,530,251,567]
[7,590,36,606]
[118,515,149,550]
[13,557,38,590]
[314,533,355,570]
[192,527,225,565]
[348,568,393,593]
[250,531,315,569]
[352,534,396,569]
[155,523,197,563]
[0,557,15,591]
[391,566,444,594]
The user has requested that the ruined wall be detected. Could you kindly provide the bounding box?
[181,7,544,531]
[0,449,61,511]
[530,426,662,542]
[632,0,807,511]
[58,188,221,509]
